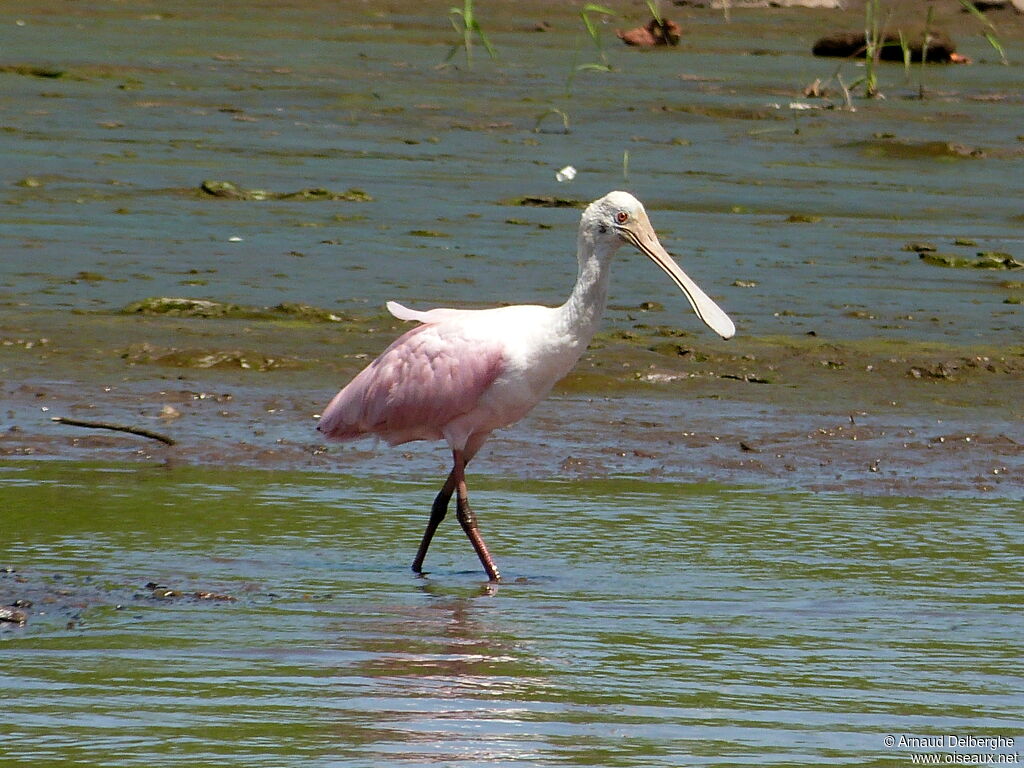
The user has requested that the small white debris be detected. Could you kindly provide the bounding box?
[159,405,181,420]
[555,165,577,183]
[788,101,814,110]
[637,373,684,383]
[228,236,243,242]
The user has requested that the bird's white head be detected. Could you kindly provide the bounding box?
[581,191,735,340]
[580,191,647,252]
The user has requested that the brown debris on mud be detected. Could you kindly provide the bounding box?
[617,18,683,47]
[812,30,964,62]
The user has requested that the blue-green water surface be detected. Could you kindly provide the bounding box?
[2,462,1021,766]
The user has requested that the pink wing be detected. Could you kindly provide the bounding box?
[317,322,506,446]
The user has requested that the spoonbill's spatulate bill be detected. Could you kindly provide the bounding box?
[318,191,734,581]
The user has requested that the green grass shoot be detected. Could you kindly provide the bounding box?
[445,0,497,69]
[898,30,911,78]
[534,107,571,134]
[578,4,616,72]
[917,6,934,98]
[645,0,664,25]
[958,0,1008,64]
[862,0,882,97]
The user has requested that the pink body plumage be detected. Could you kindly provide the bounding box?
[317,316,506,449]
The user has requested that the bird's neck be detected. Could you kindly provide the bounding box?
[557,234,618,344]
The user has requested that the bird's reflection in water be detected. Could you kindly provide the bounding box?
[335,578,543,692]
[328,580,551,762]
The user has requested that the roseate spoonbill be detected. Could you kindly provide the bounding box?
[317,191,734,582]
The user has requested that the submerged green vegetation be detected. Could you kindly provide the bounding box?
[198,180,373,202]
[121,297,350,322]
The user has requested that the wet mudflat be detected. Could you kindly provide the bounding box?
[1,0,1021,495]
[2,462,1023,767]
[1,0,1023,765]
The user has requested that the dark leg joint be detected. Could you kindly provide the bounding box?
[455,497,477,529]
[411,478,455,574]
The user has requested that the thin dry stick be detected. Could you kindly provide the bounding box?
[51,416,176,446]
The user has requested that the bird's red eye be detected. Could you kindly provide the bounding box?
[616,211,629,224]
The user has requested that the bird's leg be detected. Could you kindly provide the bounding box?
[452,450,502,583]
[411,468,457,574]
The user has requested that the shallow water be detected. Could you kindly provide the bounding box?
[2,462,1022,766]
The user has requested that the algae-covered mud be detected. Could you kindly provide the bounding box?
[1,0,1021,462]
[1,3,1022,390]
[1,2,1023,764]
[1,301,1022,496]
